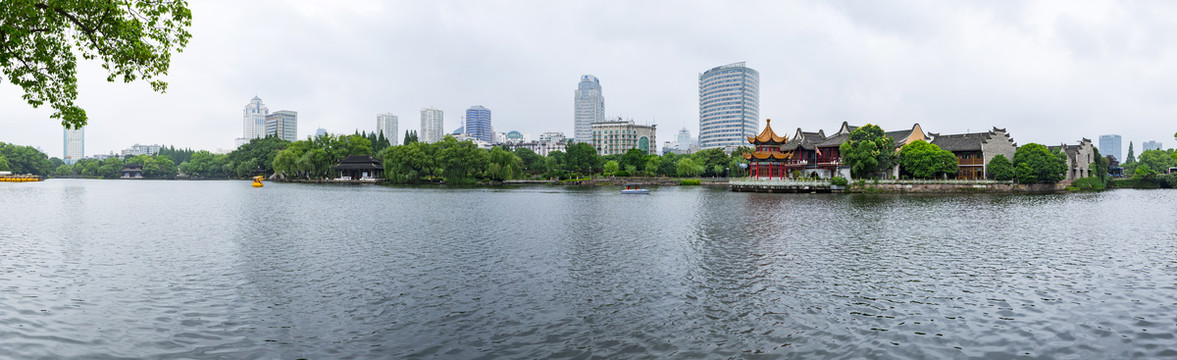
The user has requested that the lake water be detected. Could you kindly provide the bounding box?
[1,179,1175,359]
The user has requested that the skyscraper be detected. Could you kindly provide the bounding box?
[63,126,83,165]
[242,96,269,140]
[420,107,444,143]
[1143,140,1162,151]
[265,110,298,142]
[1098,134,1122,162]
[574,75,605,143]
[698,62,759,150]
[377,113,399,145]
[465,105,492,143]
[676,128,691,152]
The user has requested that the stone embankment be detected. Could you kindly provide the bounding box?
[730,179,1064,193]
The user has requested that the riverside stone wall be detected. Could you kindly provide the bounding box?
[852,182,1063,193]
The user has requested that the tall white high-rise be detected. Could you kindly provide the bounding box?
[698,62,759,150]
[574,75,605,143]
[63,126,84,165]
[377,113,399,145]
[420,108,444,143]
[242,96,269,140]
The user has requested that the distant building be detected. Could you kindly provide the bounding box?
[451,125,465,136]
[1099,134,1122,162]
[495,132,507,144]
[377,113,399,145]
[539,131,565,143]
[315,128,327,137]
[63,126,83,165]
[506,131,524,144]
[502,140,567,157]
[465,106,492,143]
[574,74,605,143]
[120,144,162,157]
[676,128,692,153]
[265,110,298,142]
[591,118,657,156]
[420,108,444,143]
[699,62,759,151]
[662,141,675,155]
[242,96,269,141]
[1143,140,1162,151]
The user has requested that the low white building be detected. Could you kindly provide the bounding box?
[121,144,162,157]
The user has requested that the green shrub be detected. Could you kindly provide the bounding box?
[1071,177,1105,191]
[680,179,702,186]
[830,176,849,186]
[613,170,630,177]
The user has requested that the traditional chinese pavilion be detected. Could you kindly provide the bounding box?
[743,119,794,179]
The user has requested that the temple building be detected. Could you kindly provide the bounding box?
[331,155,383,180]
[742,119,793,179]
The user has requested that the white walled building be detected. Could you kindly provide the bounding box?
[420,107,444,143]
[539,131,566,144]
[63,126,84,165]
[120,144,162,157]
[377,113,399,145]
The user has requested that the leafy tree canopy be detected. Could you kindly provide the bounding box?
[1136,149,1176,175]
[839,124,895,179]
[898,140,957,179]
[1012,143,1066,184]
[987,154,1015,181]
[1,0,192,128]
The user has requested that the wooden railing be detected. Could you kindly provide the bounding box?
[958,158,984,165]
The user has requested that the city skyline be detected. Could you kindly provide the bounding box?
[4,1,1177,156]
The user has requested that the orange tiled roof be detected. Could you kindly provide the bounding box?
[743,151,793,160]
[747,119,789,144]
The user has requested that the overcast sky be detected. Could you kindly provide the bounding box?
[3,0,1176,157]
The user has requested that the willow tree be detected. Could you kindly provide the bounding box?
[1,1,192,129]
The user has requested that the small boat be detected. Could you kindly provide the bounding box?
[252,175,264,188]
[621,184,649,194]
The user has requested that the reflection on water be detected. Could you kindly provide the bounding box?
[1,180,1176,358]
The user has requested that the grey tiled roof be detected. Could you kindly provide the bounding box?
[930,132,989,152]
[782,131,826,150]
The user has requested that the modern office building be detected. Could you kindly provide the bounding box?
[242,96,269,140]
[63,126,83,165]
[1143,140,1162,151]
[574,74,605,143]
[315,128,327,137]
[420,107,444,143]
[676,128,692,152]
[377,113,399,145]
[1098,134,1122,162]
[698,62,759,151]
[465,106,493,143]
[591,118,657,156]
[265,110,298,142]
